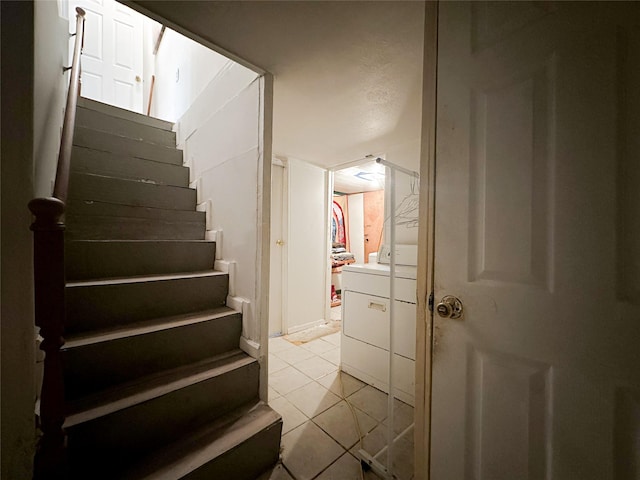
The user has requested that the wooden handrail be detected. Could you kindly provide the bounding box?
[29,7,85,479]
[54,6,85,202]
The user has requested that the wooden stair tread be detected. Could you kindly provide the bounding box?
[66,269,227,288]
[79,96,174,131]
[65,350,254,427]
[66,200,204,220]
[121,402,281,480]
[67,239,214,244]
[64,306,239,348]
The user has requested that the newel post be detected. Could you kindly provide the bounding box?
[29,197,67,479]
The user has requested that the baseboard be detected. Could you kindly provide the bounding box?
[286,318,326,335]
[226,295,248,313]
[240,336,260,359]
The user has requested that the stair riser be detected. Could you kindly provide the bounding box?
[65,200,204,220]
[77,107,177,147]
[79,97,173,131]
[66,274,229,334]
[66,217,205,241]
[184,422,282,480]
[67,362,260,475]
[66,241,215,280]
[69,173,196,211]
[72,147,189,187]
[63,313,242,401]
[74,126,183,165]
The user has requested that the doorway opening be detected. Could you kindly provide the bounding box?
[267,155,419,479]
[330,159,386,316]
[66,0,231,120]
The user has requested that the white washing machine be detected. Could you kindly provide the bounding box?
[340,245,417,406]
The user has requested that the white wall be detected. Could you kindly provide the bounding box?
[384,138,421,245]
[347,193,365,264]
[2,2,36,478]
[151,27,231,122]
[286,158,328,333]
[177,62,262,345]
[34,0,70,197]
[141,18,160,115]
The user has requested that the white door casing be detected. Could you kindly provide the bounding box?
[269,162,286,336]
[70,0,143,112]
[431,2,640,479]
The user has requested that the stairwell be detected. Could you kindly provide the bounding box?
[59,97,282,479]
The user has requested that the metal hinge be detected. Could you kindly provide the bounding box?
[428,291,434,312]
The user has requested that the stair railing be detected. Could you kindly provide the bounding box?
[29,7,85,478]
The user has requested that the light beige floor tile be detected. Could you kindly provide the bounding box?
[382,398,415,434]
[281,421,345,480]
[269,336,297,353]
[268,386,281,402]
[323,332,341,347]
[347,385,389,422]
[362,425,414,480]
[270,365,313,396]
[320,347,341,366]
[269,354,289,374]
[318,371,366,398]
[315,452,378,480]
[294,355,338,380]
[350,423,387,459]
[274,345,316,365]
[329,306,342,322]
[269,396,309,435]
[301,338,336,355]
[286,381,341,418]
[313,400,378,449]
[256,462,295,480]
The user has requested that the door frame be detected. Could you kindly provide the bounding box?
[415,2,438,479]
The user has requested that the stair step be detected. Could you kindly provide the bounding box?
[66,240,215,280]
[65,200,205,240]
[63,307,242,402]
[79,96,173,131]
[68,172,196,210]
[65,271,229,334]
[65,352,260,477]
[74,126,183,165]
[72,146,189,187]
[66,214,205,240]
[66,200,204,219]
[121,402,282,480]
[77,106,177,147]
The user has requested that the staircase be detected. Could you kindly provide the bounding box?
[60,97,282,479]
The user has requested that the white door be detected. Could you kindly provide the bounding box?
[269,163,286,336]
[70,0,143,112]
[285,158,329,334]
[431,2,640,479]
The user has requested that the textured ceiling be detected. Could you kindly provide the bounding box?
[129,1,425,168]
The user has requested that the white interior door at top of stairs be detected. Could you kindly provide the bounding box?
[70,0,144,113]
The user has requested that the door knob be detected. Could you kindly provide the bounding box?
[275,239,285,246]
[135,75,142,83]
[435,295,463,319]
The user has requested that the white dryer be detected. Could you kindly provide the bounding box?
[340,245,417,406]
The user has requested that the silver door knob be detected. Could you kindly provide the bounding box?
[436,295,463,319]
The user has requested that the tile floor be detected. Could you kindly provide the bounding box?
[262,314,415,480]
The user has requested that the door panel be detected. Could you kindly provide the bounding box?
[431,3,640,479]
[70,0,143,112]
